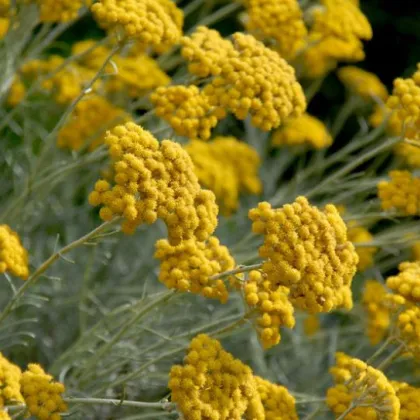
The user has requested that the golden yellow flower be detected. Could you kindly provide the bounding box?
[386,261,420,303]
[397,306,420,360]
[0,411,11,420]
[6,77,25,107]
[303,314,320,337]
[36,0,91,22]
[0,225,29,280]
[338,66,388,101]
[391,381,420,420]
[0,16,8,38]
[249,197,358,313]
[0,353,24,407]
[347,224,377,271]
[378,170,420,216]
[272,113,332,149]
[412,242,420,260]
[88,122,218,244]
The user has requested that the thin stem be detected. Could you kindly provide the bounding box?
[403,138,420,148]
[365,336,393,366]
[190,2,241,32]
[209,263,263,281]
[376,343,404,371]
[211,313,253,338]
[0,219,120,326]
[302,404,325,420]
[330,97,360,138]
[305,77,325,103]
[64,397,175,411]
[336,403,356,420]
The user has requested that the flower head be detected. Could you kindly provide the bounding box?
[392,381,420,420]
[88,122,218,244]
[303,314,320,337]
[386,261,420,304]
[20,364,67,420]
[7,77,25,107]
[0,225,29,280]
[36,0,91,22]
[397,306,420,360]
[272,113,332,149]
[249,197,358,313]
[0,353,24,407]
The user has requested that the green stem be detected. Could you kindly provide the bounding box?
[330,97,360,138]
[0,219,120,326]
[209,263,263,281]
[336,404,356,420]
[376,343,404,371]
[190,2,242,32]
[64,397,175,411]
[305,77,325,103]
[302,404,325,420]
[403,138,420,148]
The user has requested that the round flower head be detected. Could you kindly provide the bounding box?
[0,225,29,280]
[327,352,400,420]
[243,270,295,349]
[391,381,420,420]
[203,32,306,131]
[88,122,218,244]
[0,353,24,407]
[249,197,358,313]
[244,0,307,60]
[387,261,420,303]
[169,334,262,420]
[271,113,332,149]
[362,280,391,345]
[397,306,420,360]
[57,95,130,151]
[91,0,183,51]
[0,411,10,420]
[378,170,420,216]
[347,224,377,271]
[338,66,388,102]
[151,85,222,141]
[185,137,261,214]
[7,77,25,107]
[154,237,235,303]
[20,364,67,420]
[36,0,91,22]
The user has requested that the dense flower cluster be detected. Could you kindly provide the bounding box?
[91,0,183,51]
[397,306,420,360]
[302,0,372,78]
[0,412,10,420]
[378,170,420,215]
[203,33,306,131]
[36,0,91,22]
[326,352,400,420]
[20,364,67,420]
[0,353,24,406]
[6,77,25,107]
[253,376,298,420]
[184,137,262,214]
[88,122,218,243]
[151,85,221,141]
[347,224,377,271]
[154,237,234,302]
[0,225,29,280]
[362,280,390,345]
[392,381,420,420]
[169,334,263,420]
[244,0,307,60]
[244,270,295,349]
[386,261,420,303]
[57,95,130,151]
[337,66,388,101]
[249,197,358,313]
[271,113,332,149]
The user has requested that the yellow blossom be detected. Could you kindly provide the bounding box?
[272,113,332,149]
[378,170,420,215]
[249,197,358,313]
[347,224,377,271]
[0,225,29,280]
[6,77,25,107]
[303,314,320,337]
[185,137,261,214]
[0,411,10,420]
[57,95,130,151]
[0,16,8,38]
[326,352,400,420]
[0,353,24,407]
[154,237,234,302]
[397,306,420,360]
[412,242,420,260]
[244,0,307,60]
[337,66,388,101]
[88,122,218,244]
[386,261,420,303]
[20,364,67,420]
[391,381,420,420]
[36,0,91,22]
[362,280,390,345]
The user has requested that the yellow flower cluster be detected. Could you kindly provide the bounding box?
[302,0,372,78]
[394,142,420,167]
[154,237,234,303]
[7,77,25,107]
[0,16,8,38]
[151,85,221,141]
[244,270,295,349]
[386,261,420,303]
[0,411,10,420]
[303,314,321,337]
[253,376,298,420]
[91,0,183,51]
[327,352,400,420]
[378,170,420,215]
[392,381,420,420]
[0,353,24,406]
[88,122,218,243]
[387,65,420,141]
[203,33,306,131]
[20,364,67,420]
[184,137,261,214]
[397,306,420,360]
[245,0,307,60]
[180,26,235,78]
[36,0,91,22]
[169,334,263,420]
[362,280,390,345]
[57,95,129,151]
[249,197,358,314]
[0,225,29,280]
[271,113,332,149]
[337,66,388,102]
[413,242,420,260]
[347,224,377,271]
